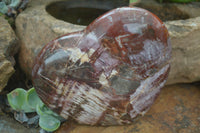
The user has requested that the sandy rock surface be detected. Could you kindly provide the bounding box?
[0,16,18,92]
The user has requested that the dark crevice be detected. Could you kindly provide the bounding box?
[46,0,129,26]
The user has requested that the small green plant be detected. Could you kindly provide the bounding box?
[0,0,21,14]
[157,0,199,3]
[0,0,29,17]
[7,87,62,132]
[129,0,140,6]
[129,0,139,3]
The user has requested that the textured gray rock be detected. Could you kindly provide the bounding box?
[0,114,39,133]
[16,0,200,85]
[165,17,200,84]
[0,16,18,92]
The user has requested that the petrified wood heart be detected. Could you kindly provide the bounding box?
[32,7,171,125]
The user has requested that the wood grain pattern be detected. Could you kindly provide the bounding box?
[32,7,171,125]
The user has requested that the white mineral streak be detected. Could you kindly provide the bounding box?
[55,77,60,86]
[109,69,118,78]
[129,39,165,65]
[99,73,109,87]
[123,23,147,34]
[107,16,113,22]
[67,47,89,64]
[129,64,169,118]
[58,82,64,90]
[44,50,68,65]
[80,54,89,63]
[60,82,111,125]
[86,32,98,43]
[58,97,65,107]
[56,83,63,94]
[87,48,95,57]
[133,12,136,20]
[115,34,130,48]
[141,16,144,24]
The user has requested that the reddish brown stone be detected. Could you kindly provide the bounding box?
[32,7,171,125]
[57,83,200,133]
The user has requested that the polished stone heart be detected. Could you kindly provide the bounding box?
[32,7,171,125]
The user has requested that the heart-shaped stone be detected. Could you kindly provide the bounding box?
[32,7,171,125]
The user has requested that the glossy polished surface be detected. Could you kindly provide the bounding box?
[32,7,171,125]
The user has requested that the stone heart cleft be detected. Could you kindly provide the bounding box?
[32,7,171,125]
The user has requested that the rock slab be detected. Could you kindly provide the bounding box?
[165,17,200,84]
[0,114,39,133]
[0,16,18,92]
